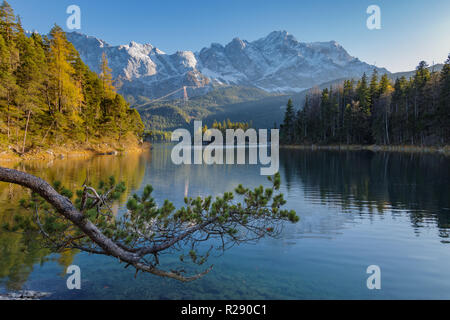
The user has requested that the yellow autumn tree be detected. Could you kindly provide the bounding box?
[100,52,115,99]
[48,25,82,114]
[47,25,84,140]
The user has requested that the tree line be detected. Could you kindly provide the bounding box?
[0,1,144,153]
[145,129,172,142]
[210,119,252,135]
[143,119,252,143]
[281,57,450,146]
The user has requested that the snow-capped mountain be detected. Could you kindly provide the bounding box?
[66,31,389,101]
[67,32,211,101]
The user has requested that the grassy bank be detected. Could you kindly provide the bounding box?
[281,144,450,155]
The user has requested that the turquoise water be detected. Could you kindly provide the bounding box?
[1,145,450,299]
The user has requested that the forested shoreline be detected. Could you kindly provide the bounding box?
[0,2,144,157]
[1,0,448,157]
[281,58,450,147]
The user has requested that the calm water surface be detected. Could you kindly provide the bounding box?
[0,144,449,299]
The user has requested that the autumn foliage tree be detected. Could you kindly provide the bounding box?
[0,2,144,153]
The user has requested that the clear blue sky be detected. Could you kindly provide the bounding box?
[8,0,450,72]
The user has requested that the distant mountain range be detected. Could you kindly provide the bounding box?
[390,64,444,80]
[66,31,390,104]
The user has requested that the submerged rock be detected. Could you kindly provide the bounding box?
[0,290,52,300]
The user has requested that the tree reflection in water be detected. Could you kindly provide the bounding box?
[0,152,147,290]
[280,149,450,237]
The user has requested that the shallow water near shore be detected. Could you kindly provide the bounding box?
[1,144,450,299]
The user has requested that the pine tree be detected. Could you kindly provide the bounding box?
[320,88,332,142]
[0,1,17,43]
[355,73,372,143]
[439,55,450,142]
[391,76,408,144]
[281,99,295,143]
[369,69,379,105]
[371,74,393,144]
[15,30,46,152]
[357,73,371,114]
[412,61,431,144]
[379,74,391,95]
[0,2,19,144]
[0,32,17,142]
[342,80,354,143]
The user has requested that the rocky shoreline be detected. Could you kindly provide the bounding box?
[0,291,52,300]
[0,141,151,163]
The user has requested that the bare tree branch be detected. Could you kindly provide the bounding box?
[0,166,298,282]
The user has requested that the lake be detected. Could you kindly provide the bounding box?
[0,144,449,299]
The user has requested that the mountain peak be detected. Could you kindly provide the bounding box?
[67,31,110,48]
[263,30,296,42]
[268,30,289,37]
[227,37,247,50]
[66,31,390,100]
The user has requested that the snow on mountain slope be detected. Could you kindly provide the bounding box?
[66,31,389,101]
